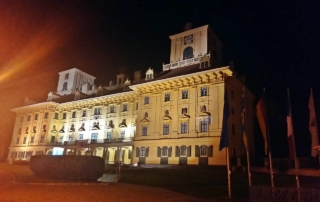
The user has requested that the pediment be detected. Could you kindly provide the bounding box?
[140,118,150,123]
[179,114,190,119]
[162,116,172,120]
[199,111,211,116]
[118,123,127,128]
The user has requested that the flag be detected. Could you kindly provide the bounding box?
[241,87,248,151]
[287,90,294,159]
[309,88,319,157]
[256,96,268,155]
[219,88,229,151]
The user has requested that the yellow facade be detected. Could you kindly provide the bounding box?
[7,25,255,166]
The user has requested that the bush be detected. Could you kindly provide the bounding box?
[30,155,104,181]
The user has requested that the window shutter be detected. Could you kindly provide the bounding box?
[175,146,180,157]
[195,145,200,157]
[146,147,149,157]
[187,145,191,157]
[168,147,172,157]
[157,147,161,157]
[128,150,132,159]
[136,147,140,157]
[208,145,213,157]
[121,150,125,160]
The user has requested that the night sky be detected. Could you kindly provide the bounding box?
[0,0,319,159]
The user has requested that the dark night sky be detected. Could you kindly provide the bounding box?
[0,0,319,159]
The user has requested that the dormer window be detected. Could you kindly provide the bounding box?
[65,73,69,80]
[145,68,154,80]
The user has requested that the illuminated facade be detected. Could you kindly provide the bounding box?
[7,25,255,166]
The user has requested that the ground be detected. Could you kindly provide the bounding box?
[0,163,319,201]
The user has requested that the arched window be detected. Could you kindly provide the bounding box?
[183,47,193,59]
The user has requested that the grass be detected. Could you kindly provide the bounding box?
[0,162,319,201]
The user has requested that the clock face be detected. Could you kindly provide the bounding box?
[184,34,193,45]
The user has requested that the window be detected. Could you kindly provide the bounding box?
[25,127,29,134]
[163,124,169,135]
[59,136,63,143]
[107,132,112,139]
[120,131,125,138]
[164,93,170,102]
[79,134,83,140]
[142,126,147,136]
[144,96,149,104]
[35,114,38,120]
[62,113,66,119]
[232,124,235,136]
[69,135,73,142]
[146,74,153,80]
[82,110,86,117]
[27,115,31,121]
[201,86,208,96]
[23,137,27,144]
[136,102,138,110]
[20,116,24,122]
[94,108,101,115]
[140,147,146,157]
[54,113,59,119]
[62,82,68,91]
[122,104,127,112]
[72,111,76,118]
[201,105,207,112]
[16,137,20,144]
[200,120,208,132]
[162,146,168,156]
[182,90,188,99]
[91,133,98,140]
[110,106,114,113]
[65,73,69,80]
[181,122,187,134]
[164,110,169,116]
[181,146,187,156]
[40,136,44,143]
[200,145,207,156]
[30,136,34,143]
[44,112,48,119]
[183,46,193,59]
[181,108,188,114]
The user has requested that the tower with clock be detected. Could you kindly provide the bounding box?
[168,24,223,68]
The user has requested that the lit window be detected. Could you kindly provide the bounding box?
[107,132,112,139]
[181,122,187,134]
[144,96,149,104]
[182,90,188,99]
[163,124,169,135]
[142,126,147,136]
[164,93,170,102]
[122,104,127,112]
[201,86,208,96]
[35,114,38,120]
[91,133,98,140]
[200,120,208,132]
[120,131,125,138]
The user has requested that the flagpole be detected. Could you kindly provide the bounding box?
[226,147,231,199]
[287,88,300,197]
[242,87,251,186]
[264,88,274,188]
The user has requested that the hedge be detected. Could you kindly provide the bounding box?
[30,155,104,181]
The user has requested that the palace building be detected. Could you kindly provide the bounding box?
[7,24,255,166]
